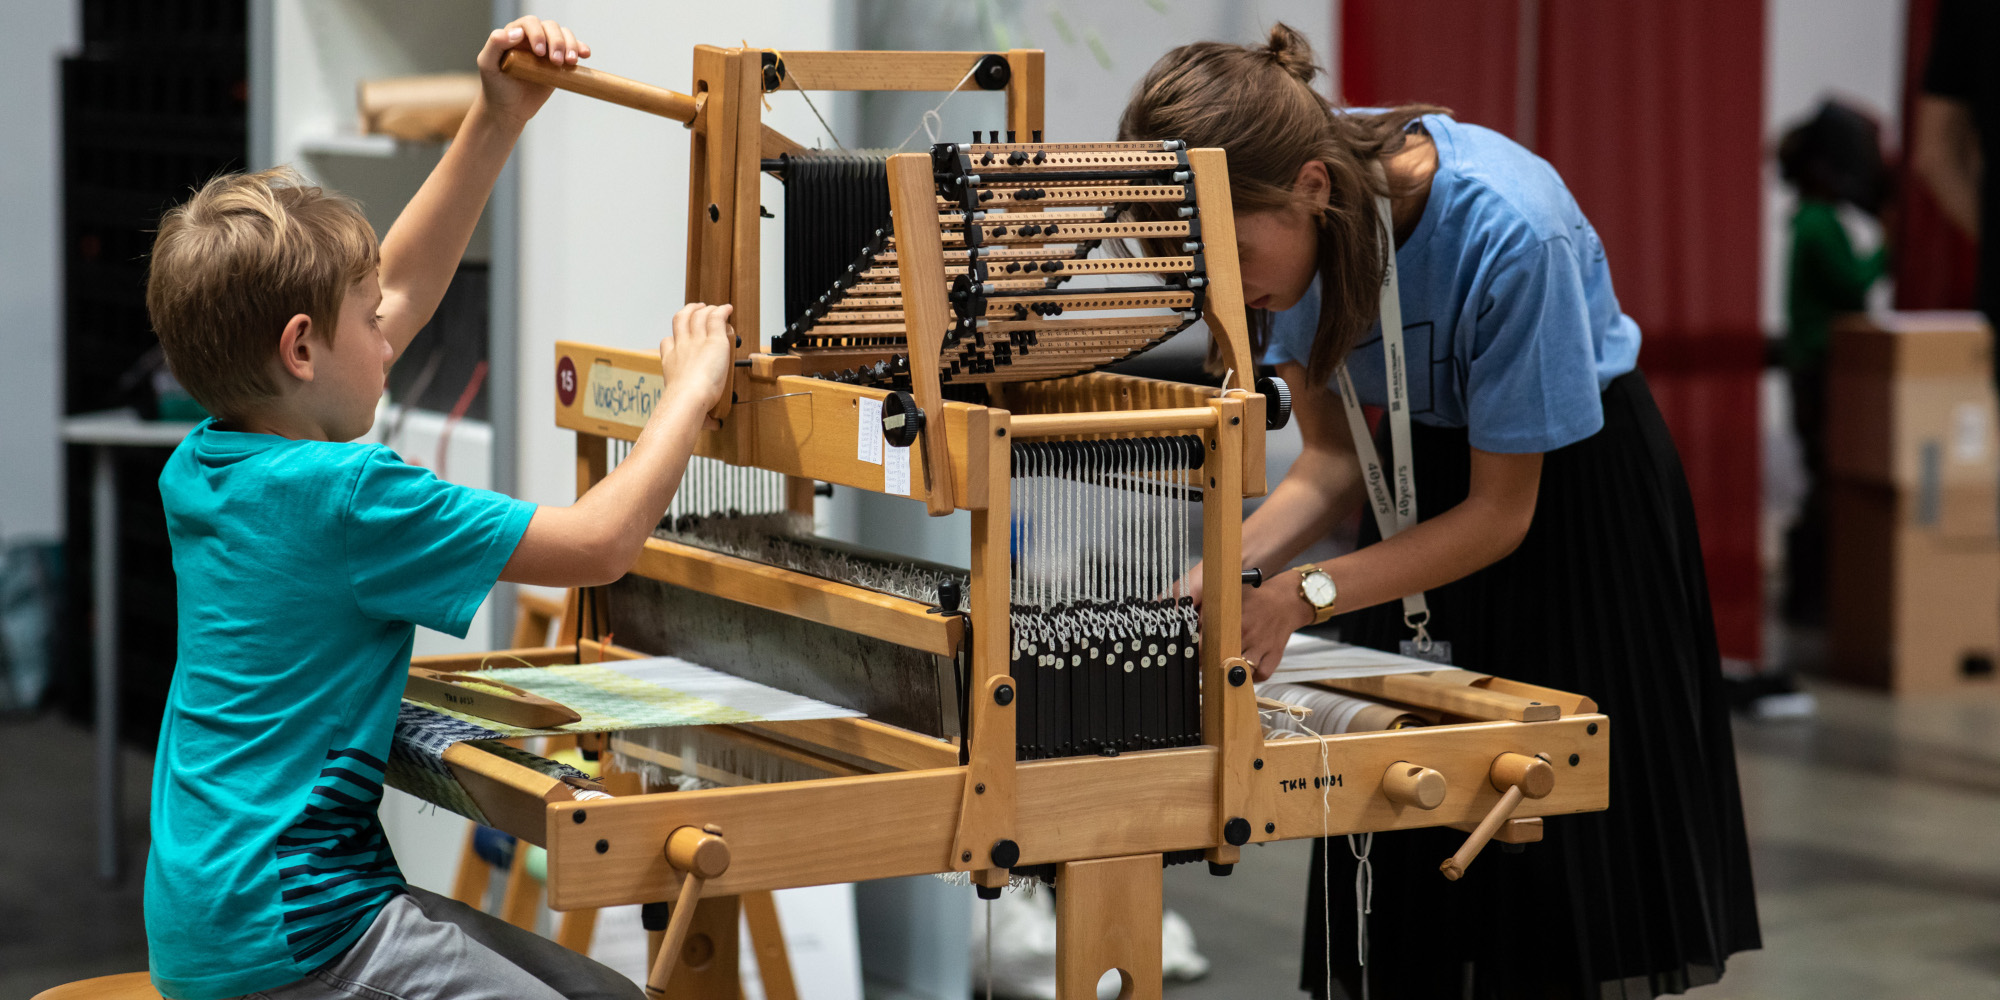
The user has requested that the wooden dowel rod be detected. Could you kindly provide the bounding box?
[645,872,705,997]
[500,51,700,123]
[1007,407,1217,437]
[1440,783,1523,881]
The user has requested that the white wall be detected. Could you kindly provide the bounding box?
[0,0,76,543]
[1761,0,1907,332]
[512,4,850,512]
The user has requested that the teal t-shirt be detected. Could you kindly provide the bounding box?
[146,421,534,1000]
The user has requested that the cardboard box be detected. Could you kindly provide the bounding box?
[1827,312,2000,490]
[1827,481,2000,694]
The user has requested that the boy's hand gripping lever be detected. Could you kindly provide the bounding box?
[644,825,731,998]
[1439,753,1553,881]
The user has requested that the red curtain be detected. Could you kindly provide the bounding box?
[1342,0,1767,662]
[1895,0,1979,310]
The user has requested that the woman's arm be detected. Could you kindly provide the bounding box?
[1240,446,1542,679]
[1914,95,1983,241]
[1188,363,1365,601]
[1242,363,1367,573]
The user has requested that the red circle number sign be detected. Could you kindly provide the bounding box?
[556,356,578,407]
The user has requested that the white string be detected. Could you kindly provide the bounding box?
[796,86,846,151]
[1258,703,1365,1000]
[894,60,984,152]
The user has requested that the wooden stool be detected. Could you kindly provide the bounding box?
[31,972,163,1000]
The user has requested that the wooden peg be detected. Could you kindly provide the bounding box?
[1380,761,1446,810]
[498,51,701,124]
[645,825,731,998]
[1439,753,1552,881]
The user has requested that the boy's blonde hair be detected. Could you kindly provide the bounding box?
[147,167,380,420]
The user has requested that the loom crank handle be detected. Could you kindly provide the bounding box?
[1439,753,1552,881]
[644,824,731,998]
[498,51,702,125]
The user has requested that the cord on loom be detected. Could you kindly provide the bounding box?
[894,57,984,152]
[1262,701,1371,1000]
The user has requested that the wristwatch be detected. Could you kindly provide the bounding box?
[1296,564,1338,625]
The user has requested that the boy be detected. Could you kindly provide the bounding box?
[142,17,730,1000]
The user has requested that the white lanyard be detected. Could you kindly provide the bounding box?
[1333,191,1432,643]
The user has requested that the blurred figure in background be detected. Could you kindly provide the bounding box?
[1777,100,1890,627]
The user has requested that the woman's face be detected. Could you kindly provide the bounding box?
[1231,160,1330,314]
[1233,206,1321,313]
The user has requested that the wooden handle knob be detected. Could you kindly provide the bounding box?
[1381,761,1446,810]
[1488,752,1554,799]
[644,826,730,997]
[665,825,731,880]
[1440,753,1556,881]
[499,51,702,125]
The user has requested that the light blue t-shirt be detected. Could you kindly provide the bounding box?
[1265,114,1641,453]
[147,422,533,1000]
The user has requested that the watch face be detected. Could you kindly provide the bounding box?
[1303,572,1336,607]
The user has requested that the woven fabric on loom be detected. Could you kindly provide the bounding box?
[386,702,593,825]
[412,657,866,738]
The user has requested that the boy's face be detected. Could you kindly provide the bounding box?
[310,270,393,441]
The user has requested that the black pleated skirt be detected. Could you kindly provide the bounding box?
[1300,372,1761,1000]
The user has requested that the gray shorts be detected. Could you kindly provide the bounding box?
[236,885,644,1000]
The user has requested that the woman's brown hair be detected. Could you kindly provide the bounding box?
[1119,23,1445,383]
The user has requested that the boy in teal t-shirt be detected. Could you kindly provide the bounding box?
[143,16,736,1000]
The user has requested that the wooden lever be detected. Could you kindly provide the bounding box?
[645,825,731,998]
[1440,753,1552,881]
[1381,761,1446,810]
[499,51,702,125]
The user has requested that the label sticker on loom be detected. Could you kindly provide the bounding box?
[581,362,661,429]
[885,442,912,496]
[857,398,884,464]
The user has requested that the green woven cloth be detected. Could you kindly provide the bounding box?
[413,662,775,738]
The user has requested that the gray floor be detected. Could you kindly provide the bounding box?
[1157,680,2000,1000]
[8,676,1998,1000]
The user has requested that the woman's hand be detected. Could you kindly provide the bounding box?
[1241,576,1313,681]
[475,15,592,128]
[1176,562,1206,609]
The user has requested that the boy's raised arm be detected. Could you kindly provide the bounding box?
[501,303,736,588]
[376,15,589,361]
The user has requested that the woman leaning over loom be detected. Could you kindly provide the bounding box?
[1122,25,1760,1000]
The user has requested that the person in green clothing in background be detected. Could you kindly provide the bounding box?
[1777,100,1891,626]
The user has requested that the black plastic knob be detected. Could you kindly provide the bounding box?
[1223,817,1253,846]
[991,838,1021,868]
[1257,375,1293,430]
[882,391,926,448]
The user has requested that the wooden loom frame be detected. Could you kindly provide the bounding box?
[410,46,1611,999]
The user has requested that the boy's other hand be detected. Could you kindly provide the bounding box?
[661,303,736,429]
[476,15,592,128]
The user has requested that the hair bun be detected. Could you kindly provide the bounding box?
[1264,22,1320,85]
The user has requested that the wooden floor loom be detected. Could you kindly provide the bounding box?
[403,45,1611,999]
